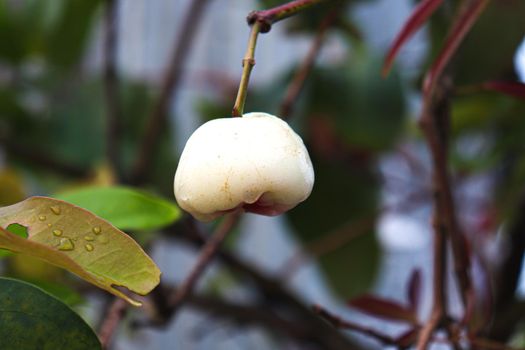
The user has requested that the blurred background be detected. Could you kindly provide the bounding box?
[1,0,525,349]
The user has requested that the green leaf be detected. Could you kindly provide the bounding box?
[0,197,161,306]
[0,277,100,350]
[55,186,181,231]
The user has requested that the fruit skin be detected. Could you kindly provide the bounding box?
[174,112,314,222]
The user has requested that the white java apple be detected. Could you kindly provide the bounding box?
[174,112,314,221]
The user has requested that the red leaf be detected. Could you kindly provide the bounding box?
[349,294,417,324]
[382,0,444,77]
[423,0,490,94]
[407,269,422,311]
[481,81,525,100]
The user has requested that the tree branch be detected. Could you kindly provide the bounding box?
[313,304,400,346]
[146,218,359,350]
[167,212,241,317]
[129,0,210,184]
[98,298,128,349]
[486,191,525,341]
[279,5,339,118]
[417,78,463,349]
[247,0,327,33]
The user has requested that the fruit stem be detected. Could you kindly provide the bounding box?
[232,21,261,117]
[232,0,326,117]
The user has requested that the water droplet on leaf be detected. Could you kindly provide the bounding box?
[50,206,61,215]
[38,215,46,221]
[92,227,101,235]
[58,238,74,251]
[85,244,94,252]
[84,235,94,242]
[52,229,63,237]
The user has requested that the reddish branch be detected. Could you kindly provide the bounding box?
[313,304,400,345]
[167,212,241,315]
[130,0,210,184]
[280,5,339,118]
[103,0,123,180]
[247,0,327,33]
[142,219,359,350]
[98,298,128,349]
[416,79,454,349]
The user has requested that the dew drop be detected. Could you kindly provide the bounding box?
[47,223,52,228]
[85,244,94,252]
[58,238,74,251]
[38,215,46,221]
[84,235,94,242]
[50,206,61,215]
[92,226,101,235]
[52,229,63,237]
[98,235,109,244]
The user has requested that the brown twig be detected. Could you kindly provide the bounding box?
[487,191,525,341]
[146,218,359,350]
[313,304,401,346]
[98,298,128,349]
[416,78,453,350]
[247,0,327,33]
[130,0,210,184]
[167,212,241,315]
[103,0,122,180]
[280,5,339,118]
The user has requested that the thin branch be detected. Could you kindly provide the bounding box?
[247,0,327,33]
[130,0,210,184]
[151,219,359,350]
[98,298,128,349]
[103,0,122,180]
[167,212,241,315]
[279,5,339,118]
[232,0,327,117]
[487,192,525,341]
[422,77,472,306]
[313,304,400,346]
[416,79,453,350]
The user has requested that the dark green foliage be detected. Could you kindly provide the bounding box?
[0,277,101,350]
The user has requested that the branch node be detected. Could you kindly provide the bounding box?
[247,12,272,33]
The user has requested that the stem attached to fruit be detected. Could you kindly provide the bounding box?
[231,0,327,117]
[232,21,261,117]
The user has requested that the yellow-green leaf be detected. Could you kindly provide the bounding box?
[0,197,161,306]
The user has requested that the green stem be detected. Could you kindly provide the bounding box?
[232,21,261,117]
[232,0,327,117]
